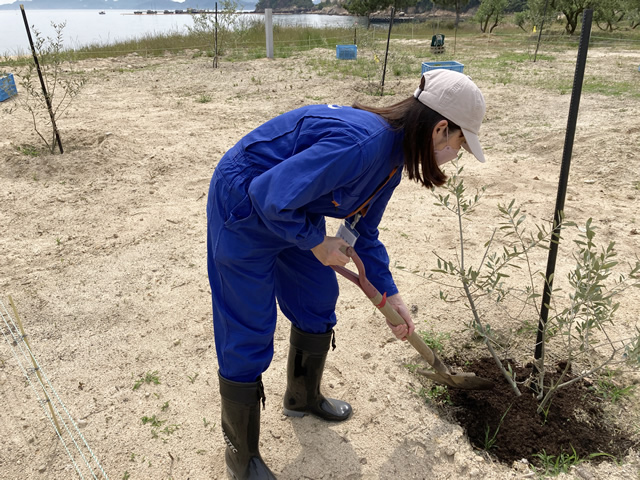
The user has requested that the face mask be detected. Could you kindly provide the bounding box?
[434,128,460,166]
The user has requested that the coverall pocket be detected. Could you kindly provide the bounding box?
[224,195,254,228]
[331,188,359,218]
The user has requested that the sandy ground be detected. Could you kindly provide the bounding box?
[1,40,640,480]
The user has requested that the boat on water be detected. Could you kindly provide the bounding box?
[99,11,106,15]
[369,15,416,23]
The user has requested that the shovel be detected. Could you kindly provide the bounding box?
[331,247,493,390]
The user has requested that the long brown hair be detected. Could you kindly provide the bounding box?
[353,97,460,189]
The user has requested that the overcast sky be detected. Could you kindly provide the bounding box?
[0,0,189,4]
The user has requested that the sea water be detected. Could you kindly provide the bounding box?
[0,9,363,55]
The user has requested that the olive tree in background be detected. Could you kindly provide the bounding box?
[3,21,85,154]
[594,0,640,29]
[345,0,397,24]
[514,0,552,32]
[629,0,640,27]
[475,0,509,32]
[345,0,422,25]
[187,0,240,56]
[433,0,473,27]
[554,0,595,33]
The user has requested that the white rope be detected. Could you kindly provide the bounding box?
[0,299,109,480]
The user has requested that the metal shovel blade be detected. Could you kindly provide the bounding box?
[417,369,495,390]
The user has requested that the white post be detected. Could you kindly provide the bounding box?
[265,8,274,59]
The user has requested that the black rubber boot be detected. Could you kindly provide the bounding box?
[219,373,277,480]
[283,325,352,421]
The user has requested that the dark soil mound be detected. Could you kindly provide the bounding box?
[444,357,636,469]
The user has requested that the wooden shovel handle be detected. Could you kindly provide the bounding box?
[331,247,451,376]
[369,291,451,375]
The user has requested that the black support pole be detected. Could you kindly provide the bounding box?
[20,4,64,154]
[534,9,593,365]
[534,0,550,62]
[380,7,395,96]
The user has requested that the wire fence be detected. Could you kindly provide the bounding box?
[51,38,633,67]
[3,21,639,67]
[0,297,109,480]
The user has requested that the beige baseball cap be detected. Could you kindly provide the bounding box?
[414,69,486,163]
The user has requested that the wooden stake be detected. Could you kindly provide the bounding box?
[8,295,61,435]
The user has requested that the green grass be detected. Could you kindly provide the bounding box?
[14,144,41,157]
[410,384,452,405]
[418,329,450,354]
[426,384,452,404]
[141,415,165,428]
[1,16,638,102]
[473,51,556,68]
[196,93,212,103]
[133,370,160,390]
[583,79,639,97]
[592,370,636,403]
[533,447,615,476]
[482,403,512,451]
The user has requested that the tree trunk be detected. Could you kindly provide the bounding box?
[565,10,578,34]
[489,15,499,33]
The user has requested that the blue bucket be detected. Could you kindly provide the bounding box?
[0,73,18,102]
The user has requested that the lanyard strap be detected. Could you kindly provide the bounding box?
[342,167,398,219]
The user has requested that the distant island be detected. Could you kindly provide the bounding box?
[0,0,259,11]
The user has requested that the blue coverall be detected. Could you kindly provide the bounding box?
[207,104,405,382]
